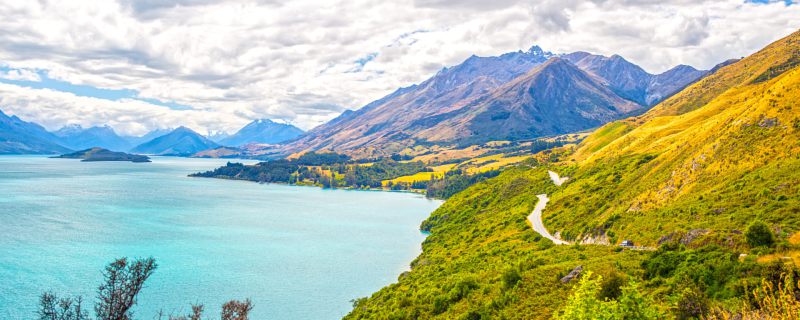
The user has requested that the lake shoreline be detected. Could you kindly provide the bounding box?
[0,155,442,319]
[189,174,433,197]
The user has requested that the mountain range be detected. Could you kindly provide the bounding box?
[220,119,304,146]
[0,46,711,158]
[130,126,220,156]
[0,111,70,154]
[282,47,709,158]
[126,128,173,147]
[54,124,133,152]
[0,114,305,156]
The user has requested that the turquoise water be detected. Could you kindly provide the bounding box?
[0,156,441,319]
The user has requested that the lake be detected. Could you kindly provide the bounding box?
[0,156,441,319]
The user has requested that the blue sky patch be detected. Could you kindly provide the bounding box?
[347,52,379,73]
[745,0,795,5]
[0,66,193,110]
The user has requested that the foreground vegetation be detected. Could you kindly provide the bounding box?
[345,166,800,319]
[347,167,648,319]
[38,258,252,320]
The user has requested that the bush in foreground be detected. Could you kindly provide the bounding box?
[38,257,252,320]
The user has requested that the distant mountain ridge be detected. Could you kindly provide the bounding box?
[220,119,304,146]
[54,124,133,152]
[0,46,711,158]
[282,46,710,158]
[0,110,71,154]
[125,128,173,147]
[413,57,645,143]
[562,52,708,105]
[131,126,220,156]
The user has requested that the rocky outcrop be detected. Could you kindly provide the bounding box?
[657,229,710,246]
[561,265,583,284]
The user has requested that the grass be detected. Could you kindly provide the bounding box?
[457,154,533,173]
[543,38,800,245]
[383,171,444,185]
[382,154,530,186]
[410,145,489,163]
[347,167,648,319]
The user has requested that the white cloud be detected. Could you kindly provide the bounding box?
[0,69,41,82]
[0,83,245,136]
[0,0,797,135]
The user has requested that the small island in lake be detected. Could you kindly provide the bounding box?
[52,147,151,163]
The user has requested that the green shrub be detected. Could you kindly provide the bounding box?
[599,272,626,300]
[501,268,522,289]
[746,220,775,248]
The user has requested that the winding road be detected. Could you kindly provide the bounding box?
[527,194,569,245]
[528,170,654,249]
[548,170,569,186]
[527,170,570,245]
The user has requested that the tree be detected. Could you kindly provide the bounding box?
[676,287,709,319]
[38,293,89,320]
[599,272,625,300]
[39,257,254,320]
[616,281,660,320]
[556,271,662,320]
[746,220,775,248]
[166,304,203,320]
[556,271,615,320]
[95,257,158,320]
[501,268,522,289]
[221,299,254,320]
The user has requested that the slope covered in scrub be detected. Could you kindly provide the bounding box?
[346,29,800,320]
[544,30,800,245]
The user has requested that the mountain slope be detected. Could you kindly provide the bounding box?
[284,48,706,158]
[131,127,220,156]
[220,119,304,146]
[543,29,800,245]
[346,29,800,320]
[124,128,172,147]
[54,125,133,151]
[284,47,556,157]
[346,167,647,320]
[562,52,707,105]
[0,110,70,154]
[414,58,643,144]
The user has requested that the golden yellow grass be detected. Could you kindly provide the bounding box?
[756,251,800,265]
[458,154,532,173]
[383,171,444,186]
[788,232,800,245]
[411,145,489,163]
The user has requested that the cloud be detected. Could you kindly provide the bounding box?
[0,68,41,82]
[0,0,797,135]
[0,83,245,136]
[414,0,523,10]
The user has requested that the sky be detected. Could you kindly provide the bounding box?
[0,0,797,136]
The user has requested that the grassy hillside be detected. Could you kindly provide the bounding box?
[544,30,800,246]
[346,167,649,319]
[346,30,800,319]
[647,30,799,117]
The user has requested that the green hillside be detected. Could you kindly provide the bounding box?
[545,30,800,246]
[346,30,800,319]
[346,167,651,319]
